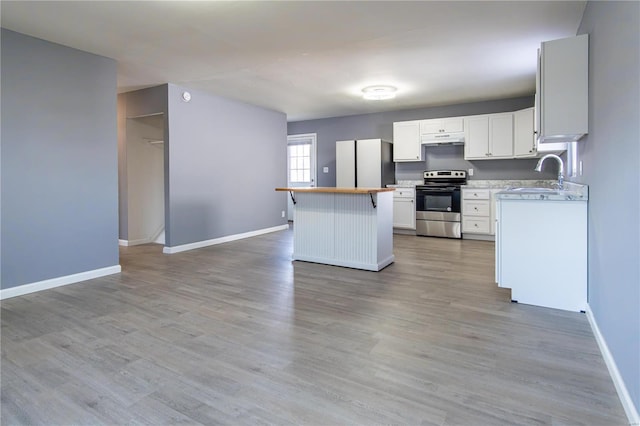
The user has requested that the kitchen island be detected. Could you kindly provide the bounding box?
[275,187,395,271]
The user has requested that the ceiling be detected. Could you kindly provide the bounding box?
[1,1,586,122]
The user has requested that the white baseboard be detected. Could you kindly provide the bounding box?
[586,304,640,425]
[163,224,289,254]
[0,265,122,300]
[119,238,155,247]
[462,233,495,241]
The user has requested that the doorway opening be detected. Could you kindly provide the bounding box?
[123,113,165,246]
[287,133,317,221]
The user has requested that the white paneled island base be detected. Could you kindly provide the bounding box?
[276,187,395,271]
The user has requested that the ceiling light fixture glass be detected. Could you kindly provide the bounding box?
[361,85,397,100]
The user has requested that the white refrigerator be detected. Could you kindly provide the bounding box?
[336,139,395,188]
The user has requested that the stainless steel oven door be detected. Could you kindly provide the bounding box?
[416,187,461,214]
[416,211,462,238]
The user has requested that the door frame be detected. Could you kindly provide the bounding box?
[286,133,318,220]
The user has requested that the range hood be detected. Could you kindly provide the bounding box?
[421,132,465,145]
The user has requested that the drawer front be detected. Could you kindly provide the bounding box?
[394,188,415,199]
[463,189,490,200]
[463,200,490,217]
[463,217,491,234]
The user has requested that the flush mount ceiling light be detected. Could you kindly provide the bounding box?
[361,85,397,100]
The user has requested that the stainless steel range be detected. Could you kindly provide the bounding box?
[415,170,467,238]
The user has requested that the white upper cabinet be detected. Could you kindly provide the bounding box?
[393,120,422,162]
[464,115,490,159]
[489,113,514,158]
[393,101,573,162]
[464,113,513,160]
[515,107,566,158]
[420,117,464,135]
[514,108,537,158]
[537,34,589,143]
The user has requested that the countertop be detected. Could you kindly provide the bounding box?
[275,187,395,194]
[384,178,588,200]
[496,182,588,201]
[390,179,561,189]
[462,179,557,189]
[386,180,423,188]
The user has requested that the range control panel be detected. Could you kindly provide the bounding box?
[423,170,467,179]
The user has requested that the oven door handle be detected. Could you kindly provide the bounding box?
[417,187,457,193]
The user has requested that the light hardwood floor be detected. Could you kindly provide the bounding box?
[1,228,627,425]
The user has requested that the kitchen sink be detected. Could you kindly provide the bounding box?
[507,187,558,193]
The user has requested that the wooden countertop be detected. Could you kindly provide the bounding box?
[275,187,395,194]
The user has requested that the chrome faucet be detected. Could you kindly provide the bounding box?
[535,154,564,190]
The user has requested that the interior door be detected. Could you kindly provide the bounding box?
[287,133,317,221]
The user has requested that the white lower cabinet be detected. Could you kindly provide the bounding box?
[495,198,587,312]
[392,188,416,230]
[462,188,502,238]
[463,217,491,234]
[462,188,492,237]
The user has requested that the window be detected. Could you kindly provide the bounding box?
[288,144,311,183]
[287,133,316,187]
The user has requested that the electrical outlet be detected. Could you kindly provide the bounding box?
[281,210,285,218]
[468,168,474,176]
[323,166,329,173]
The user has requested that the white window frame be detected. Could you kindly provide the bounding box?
[286,133,317,221]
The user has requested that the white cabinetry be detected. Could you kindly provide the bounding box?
[464,113,514,160]
[462,188,502,239]
[490,113,515,158]
[392,188,416,230]
[393,121,422,162]
[462,189,491,235]
[464,116,489,159]
[420,117,464,135]
[537,34,589,143]
[495,197,587,312]
[514,107,566,158]
[514,108,537,158]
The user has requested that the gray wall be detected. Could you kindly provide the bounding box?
[117,85,168,241]
[166,84,287,247]
[288,96,557,186]
[577,1,640,411]
[1,29,119,289]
